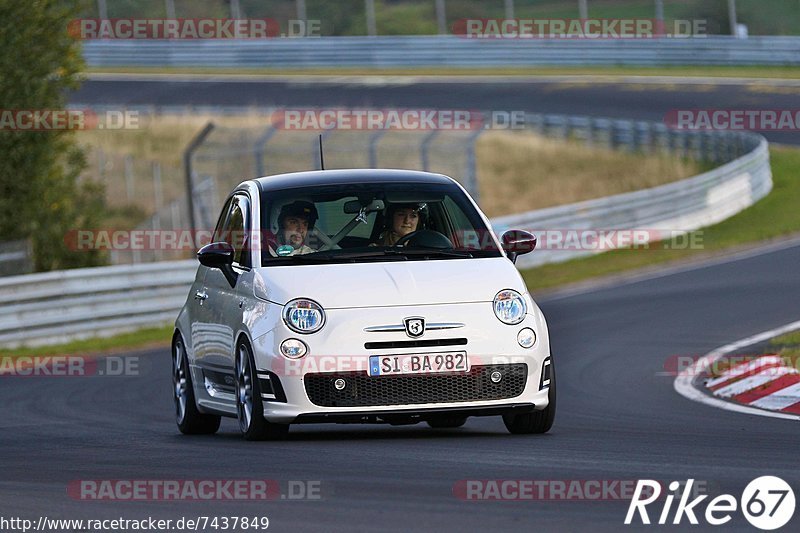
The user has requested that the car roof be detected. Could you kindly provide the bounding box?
[253,169,458,193]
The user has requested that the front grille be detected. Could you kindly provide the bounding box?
[303,364,527,407]
[364,338,467,350]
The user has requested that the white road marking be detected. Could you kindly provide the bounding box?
[674,320,800,421]
[712,366,797,397]
[706,355,784,389]
[749,382,800,410]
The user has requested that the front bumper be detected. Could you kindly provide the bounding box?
[251,301,552,424]
[293,403,537,424]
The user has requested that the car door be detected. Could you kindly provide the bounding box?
[190,196,231,371]
[192,194,251,390]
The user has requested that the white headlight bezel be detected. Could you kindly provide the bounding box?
[493,289,527,325]
[282,298,326,334]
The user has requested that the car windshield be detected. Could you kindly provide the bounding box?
[260,181,503,265]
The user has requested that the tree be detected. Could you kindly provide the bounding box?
[0,0,107,270]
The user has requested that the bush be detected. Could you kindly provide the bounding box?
[0,0,107,271]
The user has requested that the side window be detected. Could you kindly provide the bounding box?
[213,195,251,268]
[442,196,474,248]
[212,198,233,243]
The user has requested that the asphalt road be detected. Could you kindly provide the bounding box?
[3,76,792,531]
[2,239,800,531]
[70,75,800,145]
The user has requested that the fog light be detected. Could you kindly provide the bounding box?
[334,378,347,391]
[517,327,536,348]
[490,371,502,383]
[280,338,307,359]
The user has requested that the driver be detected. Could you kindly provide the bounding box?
[373,203,425,246]
[268,200,318,256]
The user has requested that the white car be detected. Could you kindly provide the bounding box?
[173,169,554,440]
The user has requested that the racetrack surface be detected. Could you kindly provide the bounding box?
[8,75,792,530]
[70,76,800,145]
[2,238,800,531]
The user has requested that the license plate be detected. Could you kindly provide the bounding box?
[369,352,469,376]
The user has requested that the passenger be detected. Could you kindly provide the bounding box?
[269,200,318,256]
[373,203,425,246]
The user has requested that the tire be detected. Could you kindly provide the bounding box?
[173,333,221,435]
[426,416,467,429]
[503,359,556,435]
[235,339,290,441]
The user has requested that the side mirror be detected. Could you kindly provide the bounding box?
[197,242,238,286]
[501,230,537,264]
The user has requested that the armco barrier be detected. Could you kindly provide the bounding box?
[0,260,197,348]
[82,36,800,68]
[493,135,771,269]
[0,127,771,348]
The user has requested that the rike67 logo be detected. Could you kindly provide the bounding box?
[625,477,795,530]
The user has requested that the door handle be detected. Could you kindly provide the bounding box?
[194,290,208,301]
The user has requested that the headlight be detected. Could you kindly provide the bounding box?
[517,328,536,348]
[283,298,325,334]
[493,289,526,325]
[280,338,308,358]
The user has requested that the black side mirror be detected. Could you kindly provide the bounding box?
[197,242,238,286]
[501,230,537,264]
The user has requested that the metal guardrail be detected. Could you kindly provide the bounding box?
[0,118,772,348]
[83,36,800,68]
[494,134,771,269]
[0,261,196,348]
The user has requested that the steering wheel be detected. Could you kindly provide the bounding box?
[394,229,454,249]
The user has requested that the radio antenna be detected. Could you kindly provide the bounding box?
[318,134,325,170]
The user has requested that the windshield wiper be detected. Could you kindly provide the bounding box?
[263,250,406,264]
[384,247,473,259]
[263,247,474,264]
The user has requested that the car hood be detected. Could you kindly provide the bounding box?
[254,257,527,308]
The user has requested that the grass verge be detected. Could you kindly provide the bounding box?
[521,145,800,291]
[0,324,173,359]
[769,330,800,369]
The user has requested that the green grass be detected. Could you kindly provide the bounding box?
[0,324,173,359]
[86,65,800,80]
[770,331,800,348]
[521,145,800,291]
[707,323,800,378]
[767,330,800,372]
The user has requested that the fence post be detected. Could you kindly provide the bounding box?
[152,161,163,216]
[124,155,134,202]
[420,130,440,171]
[97,149,106,183]
[465,129,484,203]
[183,122,215,233]
[368,129,388,168]
[254,124,278,177]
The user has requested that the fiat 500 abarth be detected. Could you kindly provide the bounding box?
[173,169,554,440]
